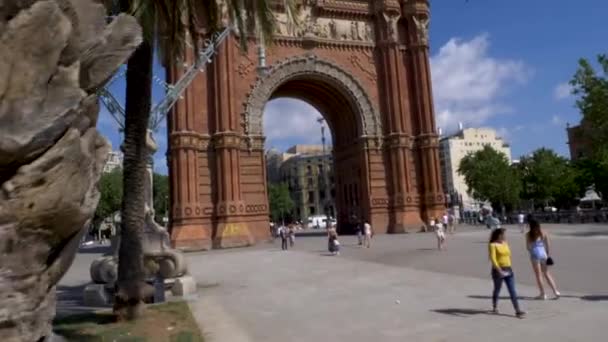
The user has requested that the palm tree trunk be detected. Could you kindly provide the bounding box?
[114,37,153,320]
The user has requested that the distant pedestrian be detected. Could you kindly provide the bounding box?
[448,212,456,234]
[328,225,340,255]
[434,219,446,250]
[355,221,363,246]
[428,218,436,232]
[279,225,288,251]
[442,213,449,231]
[488,228,526,318]
[518,212,525,233]
[363,221,373,248]
[526,220,560,300]
[288,225,296,248]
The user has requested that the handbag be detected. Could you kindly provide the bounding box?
[546,257,554,266]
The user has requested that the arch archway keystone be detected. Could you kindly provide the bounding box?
[242,55,383,141]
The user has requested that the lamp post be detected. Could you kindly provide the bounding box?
[317,117,330,224]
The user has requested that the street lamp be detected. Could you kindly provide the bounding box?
[317,117,330,224]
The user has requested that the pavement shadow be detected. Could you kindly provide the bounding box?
[555,231,608,238]
[468,295,537,301]
[580,295,608,301]
[416,248,437,251]
[432,308,511,318]
[78,245,111,254]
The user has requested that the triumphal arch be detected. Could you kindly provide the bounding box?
[167,0,445,251]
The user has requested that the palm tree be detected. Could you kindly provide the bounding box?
[110,0,296,320]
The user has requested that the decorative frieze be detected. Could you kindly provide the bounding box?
[170,132,211,151]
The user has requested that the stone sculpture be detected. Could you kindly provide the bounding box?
[412,16,430,45]
[88,131,189,301]
[0,1,141,341]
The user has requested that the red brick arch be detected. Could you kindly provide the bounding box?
[167,0,446,251]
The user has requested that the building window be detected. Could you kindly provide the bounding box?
[308,191,314,203]
[318,164,323,173]
[309,206,315,215]
[320,190,326,200]
[308,178,313,186]
[331,188,336,198]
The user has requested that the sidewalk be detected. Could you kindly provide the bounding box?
[185,247,606,342]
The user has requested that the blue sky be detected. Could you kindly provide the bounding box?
[98,0,608,174]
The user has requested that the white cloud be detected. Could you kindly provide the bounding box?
[263,98,325,150]
[553,82,572,100]
[431,34,530,132]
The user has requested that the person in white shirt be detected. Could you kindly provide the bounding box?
[363,221,373,248]
[442,213,449,230]
[435,218,446,250]
[518,213,525,233]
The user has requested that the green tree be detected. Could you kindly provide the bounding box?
[268,182,294,223]
[570,54,608,201]
[518,148,579,209]
[570,54,608,150]
[95,169,124,226]
[107,0,296,319]
[458,145,521,211]
[153,173,169,224]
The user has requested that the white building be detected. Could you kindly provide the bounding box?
[439,126,512,212]
[103,150,123,173]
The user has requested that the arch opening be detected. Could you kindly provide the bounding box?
[257,62,375,232]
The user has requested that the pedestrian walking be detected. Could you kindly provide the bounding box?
[442,213,449,231]
[448,212,456,234]
[434,219,446,250]
[518,212,525,233]
[279,225,288,251]
[526,219,560,300]
[288,224,296,248]
[363,220,373,248]
[355,221,363,246]
[328,225,340,255]
[488,228,526,318]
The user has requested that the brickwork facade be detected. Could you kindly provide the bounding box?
[167,0,445,251]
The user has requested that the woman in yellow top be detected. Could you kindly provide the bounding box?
[489,228,526,318]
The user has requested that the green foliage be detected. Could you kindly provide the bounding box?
[573,154,608,199]
[95,169,123,224]
[569,53,608,201]
[518,148,579,209]
[458,145,521,209]
[570,54,608,150]
[153,173,169,224]
[268,182,294,223]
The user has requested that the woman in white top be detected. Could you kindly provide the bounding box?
[363,221,372,248]
[434,218,446,250]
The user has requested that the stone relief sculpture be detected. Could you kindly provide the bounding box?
[273,12,373,42]
[0,1,141,340]
[383,12,400,42]
[412,16,430,45]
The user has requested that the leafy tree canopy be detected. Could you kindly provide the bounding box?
[95,169,123,225]
[153,173,169,224]
[517,148,579,209]
[268,182,294,223]
[458,145,521,210]
[570,54,608,150]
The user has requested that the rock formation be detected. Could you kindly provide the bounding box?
[0,1,141,341]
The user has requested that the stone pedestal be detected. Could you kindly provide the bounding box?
[171,276,197,297]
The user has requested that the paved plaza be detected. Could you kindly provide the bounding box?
[59,224,608,341]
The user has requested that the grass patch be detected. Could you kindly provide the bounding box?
[53,301,203,342]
